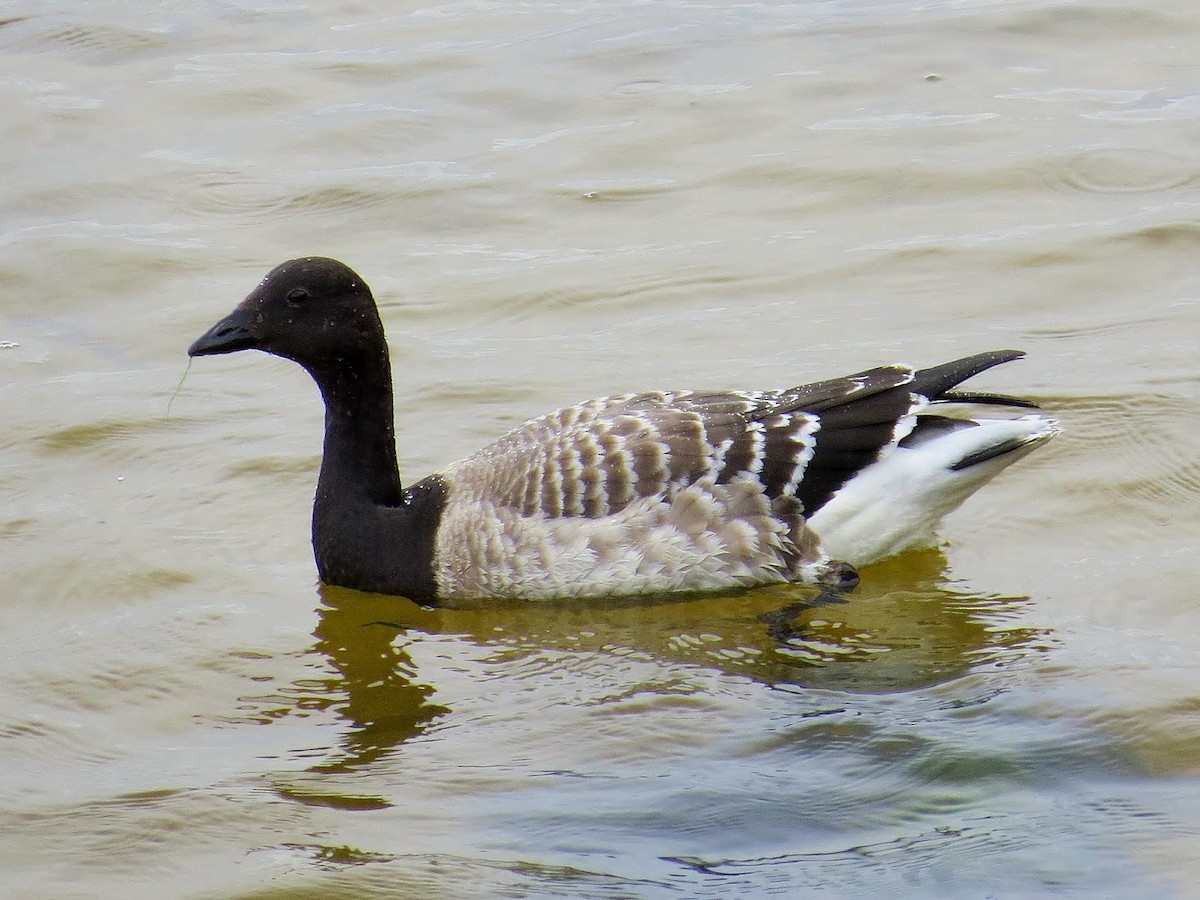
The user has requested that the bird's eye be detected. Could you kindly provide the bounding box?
[286,288,309,306]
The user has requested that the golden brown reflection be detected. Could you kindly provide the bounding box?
[303,598,451,775]
[239,549,1050,782]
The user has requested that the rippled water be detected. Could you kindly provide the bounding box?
[3,1,1200,897]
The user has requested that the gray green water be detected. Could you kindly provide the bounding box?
[3,1,1200,896]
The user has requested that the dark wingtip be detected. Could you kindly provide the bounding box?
[911,349,1029,403]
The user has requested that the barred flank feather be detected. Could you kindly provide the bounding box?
[436,390,849,599]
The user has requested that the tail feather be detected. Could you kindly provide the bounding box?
[938,390,1040,409]
[948,431,1049,471]
[797,349,1059,566]
[806,414,1059,565]
[793,349,1044,517]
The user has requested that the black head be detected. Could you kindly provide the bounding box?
[188,257,386,371]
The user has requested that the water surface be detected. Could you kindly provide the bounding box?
[2,1,1200,896]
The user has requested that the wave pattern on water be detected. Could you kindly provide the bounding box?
[4,0,1200,897]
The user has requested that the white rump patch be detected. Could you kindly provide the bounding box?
[807,414,1059,565]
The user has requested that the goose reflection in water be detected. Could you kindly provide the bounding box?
[240,546,1044,806]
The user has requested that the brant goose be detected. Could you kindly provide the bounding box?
[189,257,1058,602]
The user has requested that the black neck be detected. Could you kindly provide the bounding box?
[311,348,405,508]
[303,347,445,601]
